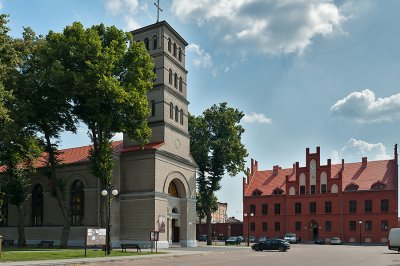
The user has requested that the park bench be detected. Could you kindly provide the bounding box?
[38,240,54,248]
[2,239,14,247]
[121,243,141,252]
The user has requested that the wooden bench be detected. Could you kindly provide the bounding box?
[121,243,141,252]
[2,239,14,247]
[38,240,54,248]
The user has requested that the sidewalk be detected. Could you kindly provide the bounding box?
[1,246,244,266]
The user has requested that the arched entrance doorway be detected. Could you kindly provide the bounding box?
[171,208,179,242]
[307,220,319,240]
[167,179,187,244]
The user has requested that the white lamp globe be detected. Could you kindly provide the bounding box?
[112,189,119,196]
[101,190,108,196]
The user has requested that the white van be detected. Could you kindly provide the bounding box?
[388,228,400,251]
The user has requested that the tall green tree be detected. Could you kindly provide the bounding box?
[189,102,248,245]
[59,22,154,251]
[15,28,76,248]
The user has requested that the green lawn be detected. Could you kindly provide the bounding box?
[0,247,162,262]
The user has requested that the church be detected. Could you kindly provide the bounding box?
[243,146,398,244]
[0,21,197,248]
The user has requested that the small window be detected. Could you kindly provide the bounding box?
[144,38,149,51]
[381,199,389,212]
[179,77,183,92]
[349,200,357,213]
[331,184,338,193]
[310,185,316,194]
[250,204,256,215]
[274,204,280,215]
[168,38,171,52]
[32,184,44,226]
[295,202,301,215]
[300,185,305,195]
[250,222,255,231]
[173,43,177,56]
[295,221,301,231]
[153,35,157,50]
[262,222,268,231]
[70,180,84,226]
[321,184,327,193]
[170,102,173,119]
[174,73,178,88]
[349,221,356,231]
[151,100,156,117]
[272,188,283,195]
[381,220,388,231]
[345,183,359,191]
[169,69,172,84]
[275,222,280,232]
[262,204,268,215]
[365,200,372,212]
[325,201,332,213]
[180,109,183,125]
[365,220,372,231]
[325,221,332,232]
[178,47,182,61]
[310,202,316,214]
[372,182,385,190]
[175,106,179,122]
[252,189,262,196]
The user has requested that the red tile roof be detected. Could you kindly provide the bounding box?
[245,159,397,196]
[0,141,164,172]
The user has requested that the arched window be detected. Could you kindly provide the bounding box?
[144,38,149,51]
[175,106,179,122]
[345,183,359,191]
[0,194,8,226]
[371,181,385,190]
[299,173,306,195]
[153,35,158,50]
[173,43,177,56]
[170,102,174,119]
[174,73,178,88]
[70,180,84,226]
[151,100,156,117]
[289,186,295,196]
[178,48,182,61]
[168,38,171,52]
[169,69,172,84]
[168,182,179,198]
[180,108,183,125]
[320,171,327,194]
[32,184,43,226]
[331,184,338,193]
[179,77,183,92]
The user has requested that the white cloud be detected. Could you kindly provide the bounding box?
[330,89,400,123]
[105,0,141,30]
[242,112,272,124]
[0,1,3,10]
[171,0,346,55]
[331,138,391,163]
[187,43,212,68]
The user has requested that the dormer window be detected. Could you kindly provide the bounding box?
[345,183,359,191]
[371,182,385,190]
[272,188,283,195]
[252,189,263,196]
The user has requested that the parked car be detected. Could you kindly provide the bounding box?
[388,228,400,252]
[237,236,244,242]
[249,236,256,243]
[252,239,290,252]
[198,234,207,242]
[225,236,241,245]
[283,233,297,244]
[314,238,325,244]
[258,236,268,242]
[330,237,341,245]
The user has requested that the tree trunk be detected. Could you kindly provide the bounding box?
[44,133,71,248]
[16,204,27,247]
[206,212,212,245]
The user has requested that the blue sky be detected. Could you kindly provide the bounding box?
[2,0,400,219]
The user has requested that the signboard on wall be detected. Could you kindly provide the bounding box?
[86,228,106,246]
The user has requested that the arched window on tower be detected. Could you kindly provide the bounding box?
[178,48,182,62]
[32,184,43,226]
[144,37,149,51]
[168,182,179,198]
[168,38,171,52]
[170,102,174,119]
[179,77,183,92]
[173,43,177,56]
[0,193,8,226]
[153,35,158,50]
[180,108,183,125]
[174,73,178,88]
[70,180,84,226]
[175,106,179,122]
[169,69,172,84]
[151,100,156,117]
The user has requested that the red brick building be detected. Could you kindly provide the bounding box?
[243,146,398,244]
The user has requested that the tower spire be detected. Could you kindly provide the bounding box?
[154,0,163,22]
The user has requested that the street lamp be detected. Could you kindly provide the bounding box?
[244,212,254,246]
[359,220,363,245]
[101,184,119,255]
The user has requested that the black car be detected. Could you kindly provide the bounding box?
[314,238,325,244]
[225,236,241,245]
[198,234,207,241]
[252,239,290,252]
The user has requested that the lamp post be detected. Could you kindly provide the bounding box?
[244,212,254,247]
[359,220,362,245]
[101,184,119,255]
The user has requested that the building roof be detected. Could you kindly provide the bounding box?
[245,159,397,196]
[0,141,164,172]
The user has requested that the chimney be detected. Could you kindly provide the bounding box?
[317,146,320,154]
[327,159,331,167]
[306,148,310,156]
[362,157,367,167]
[255,160,258,172]
[273,165,279,175]
[341,159,344,170]
[251,158,254,175]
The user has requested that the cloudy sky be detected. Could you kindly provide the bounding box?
[2,0,400,218]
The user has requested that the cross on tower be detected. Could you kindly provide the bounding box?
[154,0,163,22]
